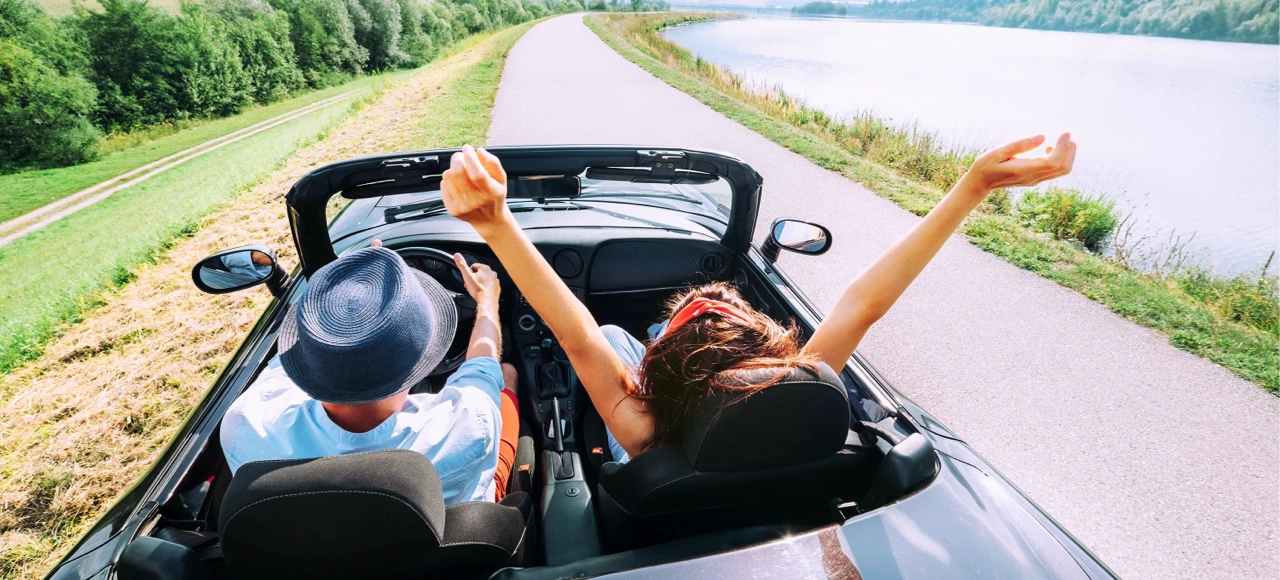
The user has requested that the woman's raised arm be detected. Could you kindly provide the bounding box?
[804,133,1077,371]
[440,146,655,457]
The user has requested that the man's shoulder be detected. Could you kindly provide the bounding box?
[222,359,313,450]
[439,357,504,404]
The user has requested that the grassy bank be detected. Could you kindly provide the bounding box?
[0,22,537,578]
[0,74,402,224]
[586,12,1279,391]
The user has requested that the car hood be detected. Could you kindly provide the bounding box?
[604,448,1102,580]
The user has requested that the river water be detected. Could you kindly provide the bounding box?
[665,17,1279,273]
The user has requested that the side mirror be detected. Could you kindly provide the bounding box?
[192,245,287,297]
[761,218,832,262]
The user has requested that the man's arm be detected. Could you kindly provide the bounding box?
[454,253,502,361]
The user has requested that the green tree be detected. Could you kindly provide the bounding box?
[205,0,305,102]
[176,3,252,117]
[268,0,368,84]
[351,0,406,69]
[0,38,101,169]
[395,0,433,65]
[74,0,191,130]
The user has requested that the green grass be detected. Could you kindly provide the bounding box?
[0,73,408,224]
[411,24,530,149]
[586,13,1279,391]
[0,73,411,376]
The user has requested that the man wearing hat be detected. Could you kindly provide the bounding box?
[220,243,521,505]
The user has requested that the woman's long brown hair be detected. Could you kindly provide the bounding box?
[627,282,818,451]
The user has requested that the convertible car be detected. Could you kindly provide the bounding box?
[47,146,1117,580]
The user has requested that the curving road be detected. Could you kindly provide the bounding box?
[487,15,1279,579]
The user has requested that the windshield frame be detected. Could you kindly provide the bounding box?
[290,146,763,276]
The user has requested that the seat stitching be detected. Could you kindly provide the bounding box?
[634,472,697,507]
[437,541,513,550]
[225,490,441,543]
[240,449,416,466]
[441,503,525,553]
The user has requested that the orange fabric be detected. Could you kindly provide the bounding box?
[494,389,519,501]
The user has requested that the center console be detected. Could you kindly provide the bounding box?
[509,287,604,565]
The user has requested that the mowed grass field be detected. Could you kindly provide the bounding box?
[0,21,538,578]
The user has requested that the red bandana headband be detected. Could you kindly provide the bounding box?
[665,297,754,334]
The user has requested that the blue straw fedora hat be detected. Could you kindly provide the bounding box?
[277,246,457,404]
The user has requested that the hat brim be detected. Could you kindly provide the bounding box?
[277,269,458,404]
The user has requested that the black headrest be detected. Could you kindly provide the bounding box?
[219,450,446,580]
[681,362,849,472]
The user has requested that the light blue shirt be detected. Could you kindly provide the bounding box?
[599,321,669,464]
[221,356,505,505]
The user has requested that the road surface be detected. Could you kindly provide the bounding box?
[487,15,1279,579]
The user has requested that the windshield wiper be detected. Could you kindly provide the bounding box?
[384,199,585,224]
[384,199,445,223]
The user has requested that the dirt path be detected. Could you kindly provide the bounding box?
[0,91,359,248]
[488,15,1279,579]
[0,33,513,578]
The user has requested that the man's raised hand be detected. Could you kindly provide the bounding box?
[441,145,511,232]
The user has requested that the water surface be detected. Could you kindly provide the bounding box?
[666,18,1280,272]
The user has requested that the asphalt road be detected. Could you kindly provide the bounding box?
[487,15,1279,579]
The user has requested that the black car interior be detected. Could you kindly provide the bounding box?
[118,148,938,580]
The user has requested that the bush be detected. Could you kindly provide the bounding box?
[1177,266,1279,335]
[351,0,407,69]
[205,0,305,102]
[454,3,490,33]
[75,0,193,130]
[268,0,368,83]
[527,1,551,18]
[395,0,433,65]
[422,0,456,46]
[176,4,253,118]
[1016,188,1120,251]
[0,0,101,169]
[0,39,102,169]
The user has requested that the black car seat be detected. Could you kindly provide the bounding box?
[218,450,532,580]
[594,363,872,551]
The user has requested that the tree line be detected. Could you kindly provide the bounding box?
[0,0,667,173]
[793,0,1278,44]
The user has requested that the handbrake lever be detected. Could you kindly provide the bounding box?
[550,397,575,479]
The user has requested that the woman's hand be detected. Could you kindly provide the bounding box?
[960,133,1076,193]
[441,145,511,233]
[806,132,1078,371]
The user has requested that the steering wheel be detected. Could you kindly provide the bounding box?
[393,247,476,377]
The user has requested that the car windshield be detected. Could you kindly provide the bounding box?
[374,172,735,228]
[574,175,733,222]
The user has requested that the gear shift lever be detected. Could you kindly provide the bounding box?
[540,338,554,365]
[537,338,570,399]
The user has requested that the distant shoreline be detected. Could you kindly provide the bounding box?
[670,3,1280,45]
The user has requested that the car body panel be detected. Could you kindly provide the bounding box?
[600,451,1089,579]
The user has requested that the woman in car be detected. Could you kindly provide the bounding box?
[441,135,1075,461]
